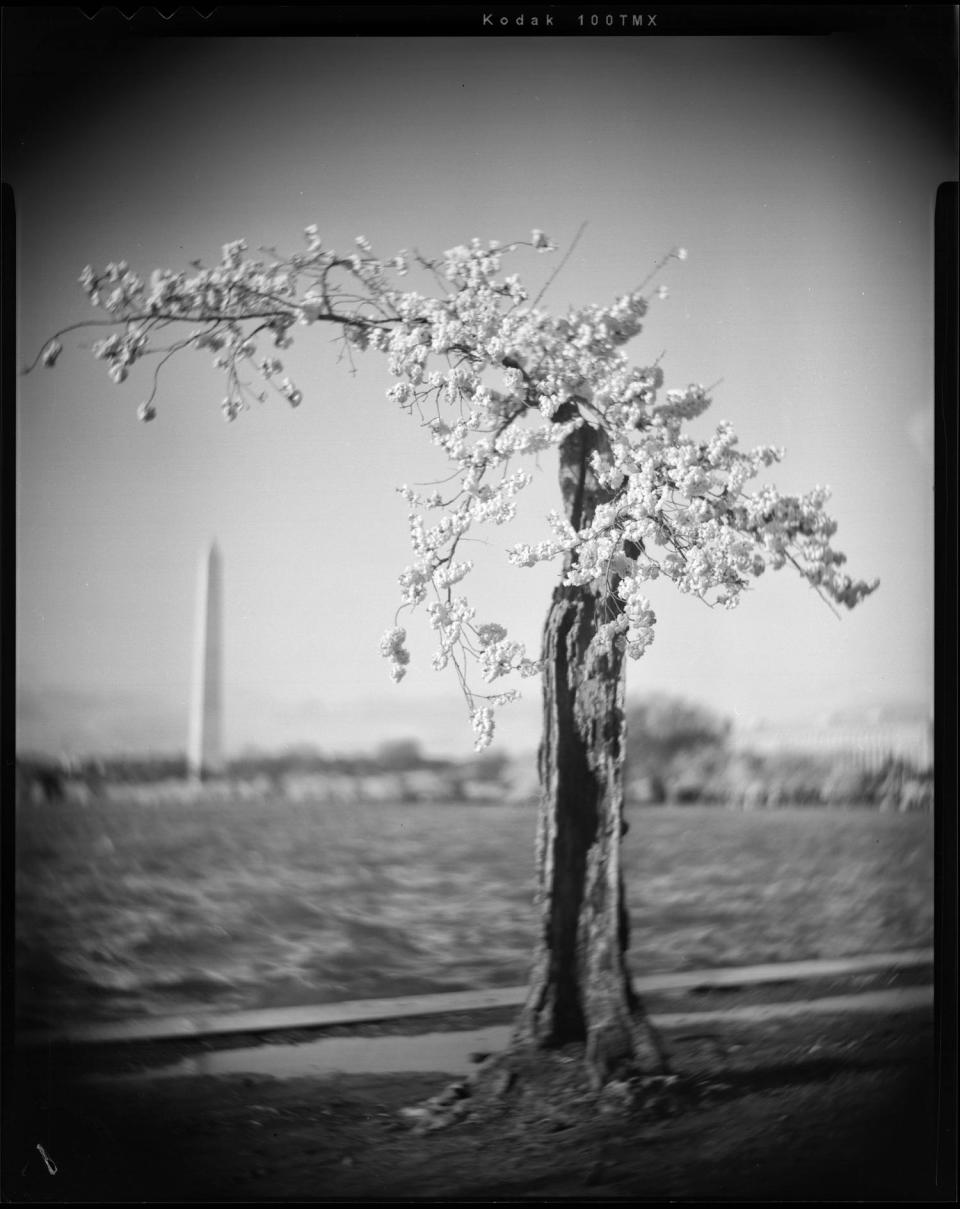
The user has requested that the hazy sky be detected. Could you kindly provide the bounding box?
[10,20,953,757]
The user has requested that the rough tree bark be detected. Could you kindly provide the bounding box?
[512,408,668,1088]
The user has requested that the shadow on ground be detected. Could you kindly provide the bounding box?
[4,1008,951,1201]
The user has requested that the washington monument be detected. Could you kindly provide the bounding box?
[188,540,224,780]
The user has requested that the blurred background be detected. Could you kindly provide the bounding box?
[8,11,947,1035]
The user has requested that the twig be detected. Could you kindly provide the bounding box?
[532,221,589,309]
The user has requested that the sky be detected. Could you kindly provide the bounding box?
[8,14,953,759]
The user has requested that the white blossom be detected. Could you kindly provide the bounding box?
[471,706,495,751]
[39,230,877,746]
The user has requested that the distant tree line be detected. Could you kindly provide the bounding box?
[14,740,511,799]
[624,696,932,810]
[15,702,931,811]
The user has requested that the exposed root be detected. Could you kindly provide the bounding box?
[397,1078,472,1134]
[396,1040,686,1135]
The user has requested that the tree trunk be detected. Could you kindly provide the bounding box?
[512,413,668,1088]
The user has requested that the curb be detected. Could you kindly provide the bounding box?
[17,948,932,1048]
[654,984,932,1029]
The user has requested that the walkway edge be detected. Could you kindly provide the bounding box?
[654,984,932,1029]
[17,948,932,1048]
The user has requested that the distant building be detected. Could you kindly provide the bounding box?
[732,718,933,773]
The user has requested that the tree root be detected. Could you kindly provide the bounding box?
[398,1078,473,1134]
[397,1040,685,1135]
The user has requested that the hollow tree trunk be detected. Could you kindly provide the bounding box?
[513,411,668,1088]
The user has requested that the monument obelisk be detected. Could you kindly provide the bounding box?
[188,540,224,781]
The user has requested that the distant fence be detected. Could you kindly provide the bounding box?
[733,721,933,774]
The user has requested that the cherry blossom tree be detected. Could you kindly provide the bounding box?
[29,230,878,1092]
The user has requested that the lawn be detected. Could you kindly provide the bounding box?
[15,798,932,1031]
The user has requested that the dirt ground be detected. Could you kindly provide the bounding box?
[4,974,953,1202]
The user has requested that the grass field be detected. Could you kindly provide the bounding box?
[15,798,933,1032]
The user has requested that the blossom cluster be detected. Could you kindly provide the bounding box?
[379,625,410,683]
[35,229,878,748]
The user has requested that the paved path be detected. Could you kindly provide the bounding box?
[19,948,932,1047]
[77,985,932,1084]
[655,984,932,1029]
